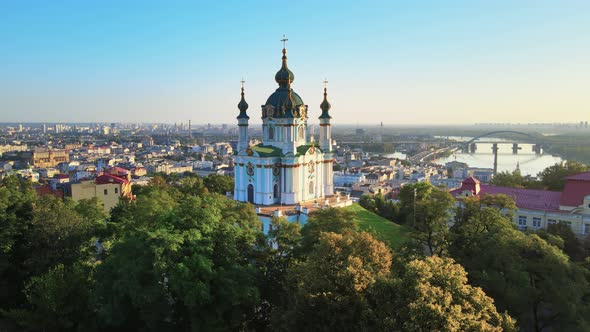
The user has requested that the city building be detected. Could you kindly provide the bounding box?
[233,41,335,205]
[31,148,69,168]
[70,173,133,212]
[451,173,590,237]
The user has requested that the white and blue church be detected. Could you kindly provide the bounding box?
[233,41,335,206]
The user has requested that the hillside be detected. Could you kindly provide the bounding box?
[343,203,409,248]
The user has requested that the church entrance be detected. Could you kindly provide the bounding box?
[247,184,254,203]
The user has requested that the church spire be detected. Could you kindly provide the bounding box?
[237,79,249,119]
[283,79,296,117]
[275,35,295,87]
[319,79,332,119]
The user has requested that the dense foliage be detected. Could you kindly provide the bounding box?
[1,169,590,331]
[489,160,588,191]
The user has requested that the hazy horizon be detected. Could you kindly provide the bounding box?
[1,1,589,125]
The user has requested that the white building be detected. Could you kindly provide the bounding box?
[233,42,334,205]
[333,171,366,186]
[451,174,590,237]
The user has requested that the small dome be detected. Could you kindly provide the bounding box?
[319,86,332,119]
[275,48,294,86]
[237,85,249,119]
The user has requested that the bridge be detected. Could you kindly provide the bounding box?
[457,130,545,175]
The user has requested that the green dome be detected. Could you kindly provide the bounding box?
[237,85,249,119]
[265,87,304,110]
[319,87,332,119]
[263,45,307,118]
[275,48,294,86]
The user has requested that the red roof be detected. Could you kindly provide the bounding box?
[462,176,480,185]
[565,171,590,181]
[96,174,128,185]
[560,172,590,207]
[110,166,129,174]
[451,183,562,211]
[36,185,64,199]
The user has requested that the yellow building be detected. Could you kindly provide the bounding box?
[70,174,132,212]
[32,148,69,168]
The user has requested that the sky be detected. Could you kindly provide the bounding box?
[0,0,589,125]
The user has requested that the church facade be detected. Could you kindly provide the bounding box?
[233,41,334,205]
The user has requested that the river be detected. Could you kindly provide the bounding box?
[435,142,563,176]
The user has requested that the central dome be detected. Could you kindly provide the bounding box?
[263,45,306,118]
[265,87,304,111]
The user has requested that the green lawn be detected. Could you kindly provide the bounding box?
[343,203,410,248]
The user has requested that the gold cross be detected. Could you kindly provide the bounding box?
[240,78,245,88]
[281,34,288,48]
[323,78,329,89]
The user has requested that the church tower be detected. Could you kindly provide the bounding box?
[319,80,332,152]
[319,80,335,196]
[237,80,249,153]
[260,36,309,155]
[233,37,335,206]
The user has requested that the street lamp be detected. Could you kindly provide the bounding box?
[413,187,417,228]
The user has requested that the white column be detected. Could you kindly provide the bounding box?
[319,119,331,152]
[237,120,249,153]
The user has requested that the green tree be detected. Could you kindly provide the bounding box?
[0,176,36,309]
[490,170,525,188]
[281,231,392,331]
[538,160,589,191]
[450,210,590,331]
[5,263,97,332]
[254,217,302,330]
[397,182,434,224]
[369,256,517,331]
[203,174,234,195]
[412,187,455,256]
[93,193,262,331]
[300,207,357,253]
[546,222,585,261]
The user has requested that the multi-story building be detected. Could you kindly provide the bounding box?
[70,173,133,212]
[451,173,590,237]
[31,148,69,168]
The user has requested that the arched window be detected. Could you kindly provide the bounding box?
[274,183,279,199]
[268,126,274,140]
[309,181,314,195]
[247,184,254,203]
[298,126,304,140]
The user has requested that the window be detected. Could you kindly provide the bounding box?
[309,181,314,195]
[547,219,557,225]
[559,220,572,229]
[104,189,108,195]
[532,217,541,228]
[518,216,527,226]
[298,126,304,140]
[268,126,274,140]
[114,188,118,194]
[584,224,589,235]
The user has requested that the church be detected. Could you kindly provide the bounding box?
[233,39,335,206]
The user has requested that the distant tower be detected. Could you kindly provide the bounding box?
[236,79,250,153]
[319,79,334,196]
[188,120,192,138]
[319,79,332,152]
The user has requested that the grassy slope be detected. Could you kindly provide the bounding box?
[343,203,410,248]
